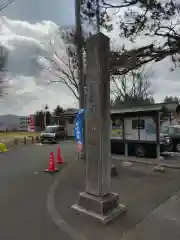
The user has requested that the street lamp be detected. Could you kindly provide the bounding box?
[44,105,48,128]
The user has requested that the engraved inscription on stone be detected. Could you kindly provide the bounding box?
[89,126,97,145]
[91,105,96,113]
[87,128,99,145]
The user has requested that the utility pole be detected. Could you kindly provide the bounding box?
[44,105,48,128]
[75,0,86,158]
[75,0,85,109]
[96,0,100,33]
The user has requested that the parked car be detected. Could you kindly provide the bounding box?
[40,125,66,143]
[161,125,180,152]
[160,132,173,152]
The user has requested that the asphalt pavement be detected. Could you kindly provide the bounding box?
[54,158,180,240]
[0,141,76,240]
[121,190,180,240]
[1,142,180,240]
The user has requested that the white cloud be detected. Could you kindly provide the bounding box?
[0,16,57,50]
[0,16,78,115]
[1,3,180,116]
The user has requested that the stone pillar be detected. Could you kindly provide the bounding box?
[71,33,126,224]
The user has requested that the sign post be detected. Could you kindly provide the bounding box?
[71,33,126,224]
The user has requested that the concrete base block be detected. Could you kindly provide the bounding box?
[71,192,127,224]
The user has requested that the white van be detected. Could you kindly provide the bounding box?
[110,105,173,158]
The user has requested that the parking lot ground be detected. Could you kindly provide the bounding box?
[120,189,180,240]
[54,158,180,240]
[1,142,180,240]
[0,141,76,240]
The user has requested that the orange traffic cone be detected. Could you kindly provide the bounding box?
[45,152,58,173]
[56,145,64,164]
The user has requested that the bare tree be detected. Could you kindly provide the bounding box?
[41,31,154,105]
[45,46,79,100]
[111,66,154,105]
[38,30,80,100]
[81,1,180,74]
[0,0,14,11]
[37,25,92,102]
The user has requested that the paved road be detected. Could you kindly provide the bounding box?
[1,143,180,240]
[54,159,180,240]
[0,142,76,240]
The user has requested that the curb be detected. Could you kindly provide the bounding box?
[112,156,180,170]
[46,160,87,240]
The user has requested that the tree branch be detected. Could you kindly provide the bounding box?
[110,40,180,75]
[0,0,14,11]
[46,68,79,100]
[101,0,138,8]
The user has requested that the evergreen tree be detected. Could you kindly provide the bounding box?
[53,105,64,116]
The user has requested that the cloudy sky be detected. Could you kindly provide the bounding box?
[0,0,180,115]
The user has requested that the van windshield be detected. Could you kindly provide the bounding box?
[161,126,180,134]
[44,126,58,133]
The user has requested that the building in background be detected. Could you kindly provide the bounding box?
[0,114,35,131]
[19,116,29,131]
[28,115,35,132]
[20,115,35,131]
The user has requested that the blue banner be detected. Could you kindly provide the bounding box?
[74,109,84,145]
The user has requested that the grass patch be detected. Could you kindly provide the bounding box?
[0,131,40,139]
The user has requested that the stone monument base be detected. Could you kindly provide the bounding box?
[71,192,127,224]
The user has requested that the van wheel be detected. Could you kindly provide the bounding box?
[176,142,180,152]
[135,144,145,157]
